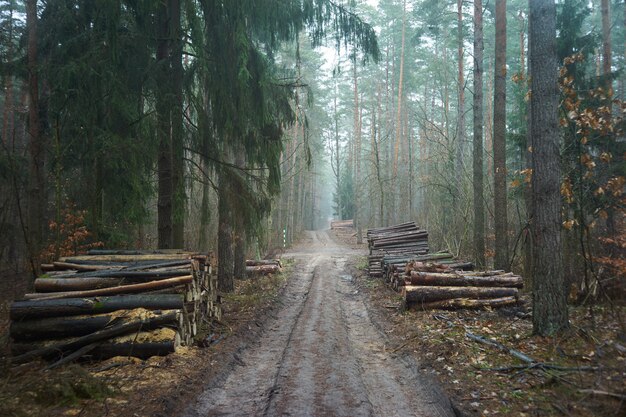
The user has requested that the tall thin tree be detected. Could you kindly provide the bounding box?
[456,0,466,176]
[392,0,407,177]
[493,0,509,270]
[529,0,568,336]
[156,2,173,249]
[171,0,185,249]
[26,0,44,272]
[473,0,486,268]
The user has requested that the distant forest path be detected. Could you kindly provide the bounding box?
[183,230,456,417]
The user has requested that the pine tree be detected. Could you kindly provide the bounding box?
[529,0,569,336]
[473,0,486,268]
[493,0,509,270]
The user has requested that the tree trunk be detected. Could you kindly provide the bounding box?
[524,16,533,286]
[10,294,183,320]
[198,163,211,250]
[198,75,212,251]
[246,265,281,275]
[409,296,517,311]
[2,2,14,147]
[25,275,192,300]
[353,55,363,244]
[34,277,123,292]
[529,0,568,336]
[233,150,247,280]
[408,271,523,288]
[493,0,509,271]
[156,1,173,249]
[10,311,169,342]
[171,0,185,249]
[334,84,342,220]
[218,155,234,292]
[403,285,518,303]
[393,0,406,177]
[246,259,281,267]
[35,268,189,292]
[26,0,44,274]
[473,0,486,269]
[456,0,466,176]
[11,312,177,364]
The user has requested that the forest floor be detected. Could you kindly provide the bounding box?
[343,236,626,417]
[1,230,625,416]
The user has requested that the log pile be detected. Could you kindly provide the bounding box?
[246,259,282,275]
[367,222,429,277]
[382,251,474,290]
[330,219,354,229]
[399,261,522,310]
[9,250,220,365]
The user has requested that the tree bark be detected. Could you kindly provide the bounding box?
[34,277,123,292]
[10,310,171,342]
[403,285,518,303]
[409,296,517,311]
[333,83,342,220]
[171,0,185,249]
[393,0,407,178]
[353,54,363,244]
[11,312,177,364]
[493,0,509,271]
[246,259,281,267]
[156,1,173,249]
[10,294,183,320]
[35,268,190,284]
[407,271,523,288]
[246,264,281,275]
[456,0,466,175]
[529,0,568,335]
[473,0,486,269]
[233,150,247,280]
[26,0,44,273]
[25,275,192,300]
[218,153,234,292]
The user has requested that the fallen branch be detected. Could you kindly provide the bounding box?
[465,331,536,363]
[578,389,626,400]
[46,343,100,370]
[467,331,598,387]
[484,364,602,373]
[391,333,421,353]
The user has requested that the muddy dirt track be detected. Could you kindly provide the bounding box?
[183,230,456,417]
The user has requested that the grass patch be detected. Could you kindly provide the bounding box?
[0,363,114,417]
[355,256,369,270]
[224,263,292,315]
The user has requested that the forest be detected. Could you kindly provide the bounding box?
[1,0,625,333]
[0,0,625,414]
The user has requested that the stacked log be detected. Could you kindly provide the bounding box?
[245,259,282,275]
[330,219,354,229]
[366,222,429,277]
[9,250,220,364]
[382,253,473,289]
[399,262,522,310]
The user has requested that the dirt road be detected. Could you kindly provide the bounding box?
[184,230,456,417]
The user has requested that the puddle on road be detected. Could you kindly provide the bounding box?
[339,274,354,282]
